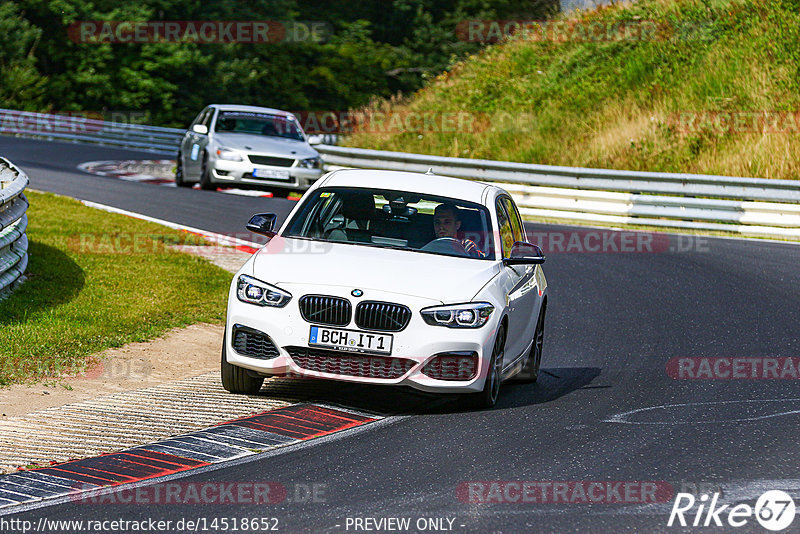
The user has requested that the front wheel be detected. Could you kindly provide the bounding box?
[473,324,505,409]
[174,152,192,187]
[221,334,264,394]
[199,152,215,190]
[517,304,546,383]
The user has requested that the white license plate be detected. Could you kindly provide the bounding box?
[309,326,392,355]
[253,168,290,180]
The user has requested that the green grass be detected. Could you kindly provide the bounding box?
[344,0,800,180]
[0,191,232,386]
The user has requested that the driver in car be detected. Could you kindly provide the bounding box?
[432,203,486,258]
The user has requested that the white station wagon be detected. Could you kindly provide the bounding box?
[222,169,548,407]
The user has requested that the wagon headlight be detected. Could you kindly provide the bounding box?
[299,156,321,169]
[236,275,291,307]
[216,147,243,161]
[421,303,494,328]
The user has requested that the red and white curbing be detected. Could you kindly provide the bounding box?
[0,403,380,510]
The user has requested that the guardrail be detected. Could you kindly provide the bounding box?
[0,109,183,154]
[0,158,29,298]
[316,145,800,239]
[1,108,798,239]
[0,109,338,154]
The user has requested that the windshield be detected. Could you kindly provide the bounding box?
[214,111,305,141]
[284,187,495,260]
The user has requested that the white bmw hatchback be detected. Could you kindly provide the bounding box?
[222,169,548,407]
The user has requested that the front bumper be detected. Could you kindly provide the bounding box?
[225,282,500,394]
[211,158,323,189]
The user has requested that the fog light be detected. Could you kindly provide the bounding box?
[422,352,478,381]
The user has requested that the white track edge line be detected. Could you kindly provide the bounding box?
[77,199,262,249]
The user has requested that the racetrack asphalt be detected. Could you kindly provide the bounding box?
[2,136,799,532]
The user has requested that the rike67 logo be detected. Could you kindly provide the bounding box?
[668,490,796,531]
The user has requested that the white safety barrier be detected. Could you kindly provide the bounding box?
[0,158,29,297]
[316,145,800,239]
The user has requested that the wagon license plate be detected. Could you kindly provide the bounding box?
[308,326,392,355]
[253,168,290,180]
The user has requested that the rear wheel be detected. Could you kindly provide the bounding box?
[221,334,264,394]
[199,152,215,190]
[473,323,505,409]
[517,304,546,383]
[174,152,191,187]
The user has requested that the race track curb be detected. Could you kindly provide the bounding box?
[0,403,379,511]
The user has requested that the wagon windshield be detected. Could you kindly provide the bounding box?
[284,187,496,260]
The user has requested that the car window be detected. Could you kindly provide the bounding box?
[284,187,495,260]
[500,196,525,243]
[496,199,514,258]
[190,108,208,127]
[201,108,215,128]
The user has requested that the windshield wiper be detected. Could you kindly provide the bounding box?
[370,244,412,251]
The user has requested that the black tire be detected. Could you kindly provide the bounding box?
[221,334,264,394]
[517,303,546,383]
[174,152,192,187]
[270,187,292,198]
[473,323,505,409]
[199,152,215,190]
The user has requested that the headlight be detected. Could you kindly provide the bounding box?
[216,147,243,161]
[299,156,321,169]
[421,302,494,328]
[236,275,291,307]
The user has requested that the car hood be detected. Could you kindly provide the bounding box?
[213,133,318,158]
[250,238,500,303]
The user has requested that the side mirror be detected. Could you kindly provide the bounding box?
[246,213,278,237]
[306,134,323,145]
[503,241,546,265]
[192,124,209,135]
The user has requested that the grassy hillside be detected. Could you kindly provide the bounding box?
[344,0,800,180]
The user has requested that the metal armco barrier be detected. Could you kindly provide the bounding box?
[0,158,29,297]
[0,108,183,154]
[316,145,800,239]
[1,107,798,239]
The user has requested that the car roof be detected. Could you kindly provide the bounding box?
[210,104,293,116]
[318,169,503,205]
